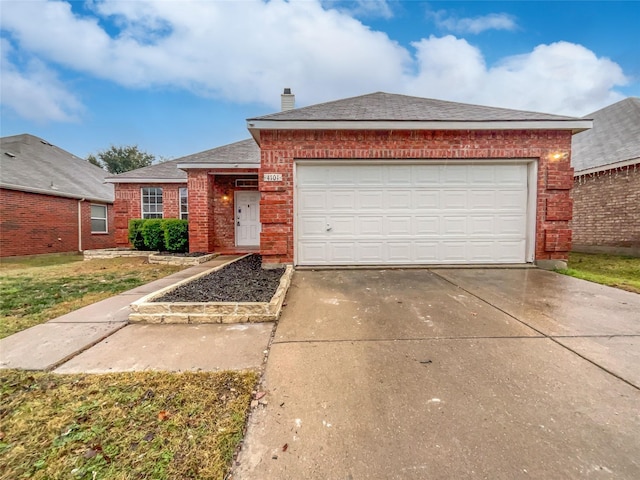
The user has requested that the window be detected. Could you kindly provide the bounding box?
[180,187,188,220]
[90,204,108,233]
[142,187,163,219]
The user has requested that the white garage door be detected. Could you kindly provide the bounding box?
[296,163,531,265]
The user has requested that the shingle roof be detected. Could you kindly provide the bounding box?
[249,92,578,122]
[571,97,640,173]
[1,134,114,202]
[106,139,259,182]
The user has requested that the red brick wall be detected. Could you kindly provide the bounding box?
[113,183,186,247]
[0,188,115,257]
[257,129,574,264]
[187,171,259,252]
[571,163,640,256]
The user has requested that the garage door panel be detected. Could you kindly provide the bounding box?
[358,217,384,236]
[297,163,529,265]
[442,190,467,209]
[299,191,326,210]
[386,217,412,236]
[299,216,327,236]
[358,191,384,210]
[415,216,440,235]
[387,191,412,209]
[328,191,356,210]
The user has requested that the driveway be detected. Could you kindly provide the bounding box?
[234,268,640,479]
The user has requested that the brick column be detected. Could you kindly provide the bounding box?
[188,171,215,252]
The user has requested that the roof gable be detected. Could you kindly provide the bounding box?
[0,134,114,202]
[571,97,640,173]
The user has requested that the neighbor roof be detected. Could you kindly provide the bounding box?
[247,92,591,142]
[571,97,640,174]
[106,139,260,183]
[1,134,114,202]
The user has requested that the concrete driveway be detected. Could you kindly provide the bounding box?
[234,268,640,479]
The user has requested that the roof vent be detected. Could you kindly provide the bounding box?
[281,88,295,111]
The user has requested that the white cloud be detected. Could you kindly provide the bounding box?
[322,0,394,20]
[0,38,83,122]
[430,11,518,34]
[0,0,630,119]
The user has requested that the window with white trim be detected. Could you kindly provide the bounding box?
[142,187,163,219]
[90,204,108,233]
[179,187,188,220]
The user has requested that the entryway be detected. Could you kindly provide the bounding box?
[235,191,261,247]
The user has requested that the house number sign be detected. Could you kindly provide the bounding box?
[263,173,283,182]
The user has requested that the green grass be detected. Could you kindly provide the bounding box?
[0,256,182,339]
[556,252,640,294]
[0,369,259,480]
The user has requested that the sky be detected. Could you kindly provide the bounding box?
[1,0,639,161]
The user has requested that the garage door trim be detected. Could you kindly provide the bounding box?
[293,159,537,266]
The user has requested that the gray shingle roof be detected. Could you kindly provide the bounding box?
[249,92,578,122]
[106,139,259,181]
[1,134,114,202]
[571,97,640,173]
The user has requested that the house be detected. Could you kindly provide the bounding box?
[571,97,640,256]
[0,134,115,257]
[107,91,591,268]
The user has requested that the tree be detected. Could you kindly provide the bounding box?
[87,145,155,174]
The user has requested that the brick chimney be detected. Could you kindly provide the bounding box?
[281,88,295,111]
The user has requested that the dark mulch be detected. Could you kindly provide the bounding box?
[153,255,285,303]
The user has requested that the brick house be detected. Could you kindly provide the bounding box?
[0,134,115,257]
[107,91,591,268]
[571,97,639,257]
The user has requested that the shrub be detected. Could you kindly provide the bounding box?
[162,219,189,253]
[128,219,147,250]
[140,219,165,251]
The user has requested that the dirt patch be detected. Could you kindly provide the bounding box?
[154,255,285,303]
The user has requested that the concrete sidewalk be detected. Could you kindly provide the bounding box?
[0,255,273,372]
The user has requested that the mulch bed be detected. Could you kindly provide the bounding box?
[153,255,285,303]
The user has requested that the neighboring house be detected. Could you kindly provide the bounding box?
[0,134,115,257]
[571,97,640,256]
[107,91,591,268]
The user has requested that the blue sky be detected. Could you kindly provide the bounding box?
[1,0,638,160]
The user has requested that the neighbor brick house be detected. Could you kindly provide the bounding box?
[0,134,115,257]
[107,91,591,268]
[571,97,639,256]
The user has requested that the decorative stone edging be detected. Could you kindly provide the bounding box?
[148,253,218,266]
[83,248,156,260]
[129,257,293,324]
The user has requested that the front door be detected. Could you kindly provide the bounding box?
[235,191,261,246]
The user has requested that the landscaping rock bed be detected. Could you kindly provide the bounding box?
[129,255,293,324]
[155,255,284,302]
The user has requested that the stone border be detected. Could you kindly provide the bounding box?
[148,252,218,266]
[129,256,293,324]
[83,248,155,260]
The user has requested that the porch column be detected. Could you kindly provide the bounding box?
[187,171,215,252]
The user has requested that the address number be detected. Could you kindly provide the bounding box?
[263,173,283,182]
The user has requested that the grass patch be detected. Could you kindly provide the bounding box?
[0,256,183,339]
[0,369,259,480]
[556,252,640,294]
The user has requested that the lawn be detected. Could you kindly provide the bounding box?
[557,252,640,294]
[0,254,183,339]
[0,369,259,480]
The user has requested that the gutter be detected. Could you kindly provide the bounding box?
[0,182,113,204]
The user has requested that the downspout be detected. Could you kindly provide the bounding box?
[78,198,86,252]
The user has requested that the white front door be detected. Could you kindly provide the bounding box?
[235,191,261,246]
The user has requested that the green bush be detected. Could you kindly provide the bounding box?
[162,219,189,253]
[128,219,147,250]
[140,219,165,251]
